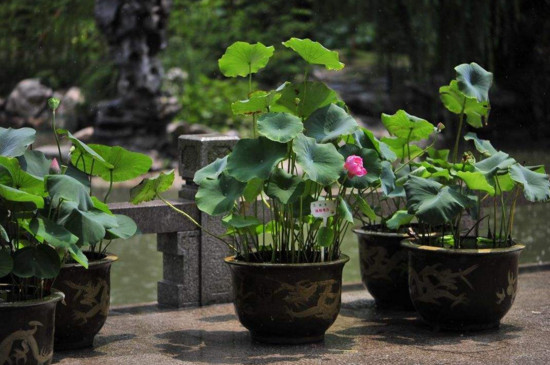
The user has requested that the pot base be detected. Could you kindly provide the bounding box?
[251,332,324,345]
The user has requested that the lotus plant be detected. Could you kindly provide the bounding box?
[404,63,550,248]
[0,98,152,301]
[132,38,380,263]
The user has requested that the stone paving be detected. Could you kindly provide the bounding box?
[54,267,550,365]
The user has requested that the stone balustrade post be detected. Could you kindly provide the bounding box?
[156,134,239,307]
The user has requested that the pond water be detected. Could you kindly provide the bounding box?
[103,150,549,306]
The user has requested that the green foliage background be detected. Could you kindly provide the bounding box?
[0,0,548,136]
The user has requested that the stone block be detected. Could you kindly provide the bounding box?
[156,232,200,307]
[178,134,239,180]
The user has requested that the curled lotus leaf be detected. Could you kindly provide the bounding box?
[282,38,344,70]
[226,137,287,182]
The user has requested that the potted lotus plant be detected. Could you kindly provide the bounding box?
[401,63,550,330]
[0,98,152,354]
[352,113,441,309]
[131,38,372,344]
[0,126,65,365]
[46,98,152,350]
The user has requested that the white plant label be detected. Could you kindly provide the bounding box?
[311,200,336,224]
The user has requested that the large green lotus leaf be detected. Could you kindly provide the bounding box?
[455,171,495,195]
[0,127,35,157]
[404,176,471,226]
[130,170,175,204]
[0,156,44,196]
[231,90,280,115]
[293,134,344,186]
[18,150,51,179]
[193,157,228,185]
[338,196,354,223]
[439,81,490,128]
[195,173,246,216]
[71,144,152,182]
[58,129,113,169]
[226,137,286,182]
[243,178,264,203]
[106,215,138,240]
[46,174,93,211]
[455,62,493,103]
[271,81,341,119]
[304,104,358,143]
[0,249,13,277]
[266,168,305,204]
[218,41,274,77]
[338,145,381,188]
[30,217,79,248]
[257,112,303,143]
[63,208,118,246]
[0,184,44,208]
[474,151,516,178]
[353,128,396,162]
[380,137,424,160]
[386,210,414,230]
[282,38,344,70]
[464,132,497,156]
[381,110,435,142]
[12,245,60,279]
[510,164,550,202]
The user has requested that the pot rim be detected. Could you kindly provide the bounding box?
[61,252,118,269]
[353,226,411,239]
[401,239,525,255]
[224,253,350,268]
[0,287,65,308]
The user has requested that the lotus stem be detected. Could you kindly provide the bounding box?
[452,98,467,163]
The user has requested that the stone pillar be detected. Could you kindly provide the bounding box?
[178,134,239,305]
[157,231,200,307]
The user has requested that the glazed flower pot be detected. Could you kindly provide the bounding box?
[52,253,117,350]
[354,226,413,309]
[225,254,349,344]
[401,240,524,330]
[0,286,64,365]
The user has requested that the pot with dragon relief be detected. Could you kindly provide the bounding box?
[225,254,349,344]
[0,286,64,365]
[52,253,117,350]
[354,226,415,310]
[402,240,524,331]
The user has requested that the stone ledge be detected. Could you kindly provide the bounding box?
[54,269,549,365]
[109,200,199,234]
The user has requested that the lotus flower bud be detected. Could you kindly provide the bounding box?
[48,97,60,111]
[49,158,61,174]
[344,155,367,178]
[436,122,445,132]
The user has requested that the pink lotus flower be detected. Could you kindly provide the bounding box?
[344,155,367,178]
[49,158,61,174]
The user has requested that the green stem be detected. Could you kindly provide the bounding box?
[51,110,63,163]
[158,194,237,252]
[103,170,114,203]
[452,98,467,163]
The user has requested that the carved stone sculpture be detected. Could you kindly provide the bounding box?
[94,0,179,150]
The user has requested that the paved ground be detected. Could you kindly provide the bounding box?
[54,267,550,365]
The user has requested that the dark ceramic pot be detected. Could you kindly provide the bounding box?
[0,286,64,365]
[354,227,413,309]
[225,254,349,344]
[52,253,117,350]
[402,240,524,330]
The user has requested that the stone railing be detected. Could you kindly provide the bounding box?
[110,134,238,308]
